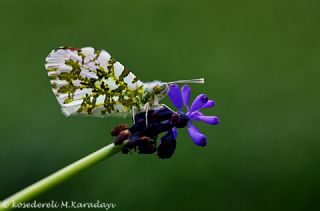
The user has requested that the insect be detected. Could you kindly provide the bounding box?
[45,47,204,119]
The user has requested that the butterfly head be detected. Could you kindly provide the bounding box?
[143,81,169,103]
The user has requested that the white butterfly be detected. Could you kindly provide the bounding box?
[45,47,204,118]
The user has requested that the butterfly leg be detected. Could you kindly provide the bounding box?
[144,103,150,127]
[158,104,176,113]
[132,107,136,124]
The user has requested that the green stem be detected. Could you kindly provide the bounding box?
[0,142,126,211]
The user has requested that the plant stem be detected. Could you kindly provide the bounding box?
[0,142,126,211]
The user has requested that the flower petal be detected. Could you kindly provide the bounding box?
[168,84,183,110]
[172,127,178,139]
[187,111,202,119]
[202,100,215,109]
[187,124,207,146]
[157,131,177,159]
[191,115,220,125]
[189,94,208,112]
[181,85,191,109]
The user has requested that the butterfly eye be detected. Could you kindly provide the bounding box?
[153,85,162,94]
[153,84,168,94]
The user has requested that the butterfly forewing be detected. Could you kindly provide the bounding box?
[45,47,144,116]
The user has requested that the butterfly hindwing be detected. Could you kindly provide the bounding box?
[45,47,144,117]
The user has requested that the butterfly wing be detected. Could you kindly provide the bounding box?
[45,47,144,117]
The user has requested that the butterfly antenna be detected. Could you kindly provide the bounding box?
[167,78,205,84]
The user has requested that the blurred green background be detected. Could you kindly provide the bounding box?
[1,0,320,210]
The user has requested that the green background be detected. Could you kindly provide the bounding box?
[1,0,320,210]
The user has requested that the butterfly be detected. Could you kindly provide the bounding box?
[44,47,204,118]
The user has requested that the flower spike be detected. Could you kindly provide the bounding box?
[112,84,219,158]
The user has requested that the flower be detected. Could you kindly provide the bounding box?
[112,84,219,159]
[112,107,188,159]
[167,84,219,146]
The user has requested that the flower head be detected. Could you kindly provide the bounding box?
[168,84,219,146]
[112,107,188,159]
[112,84,219,159]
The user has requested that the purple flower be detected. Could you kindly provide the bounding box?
[168,84,219,146]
